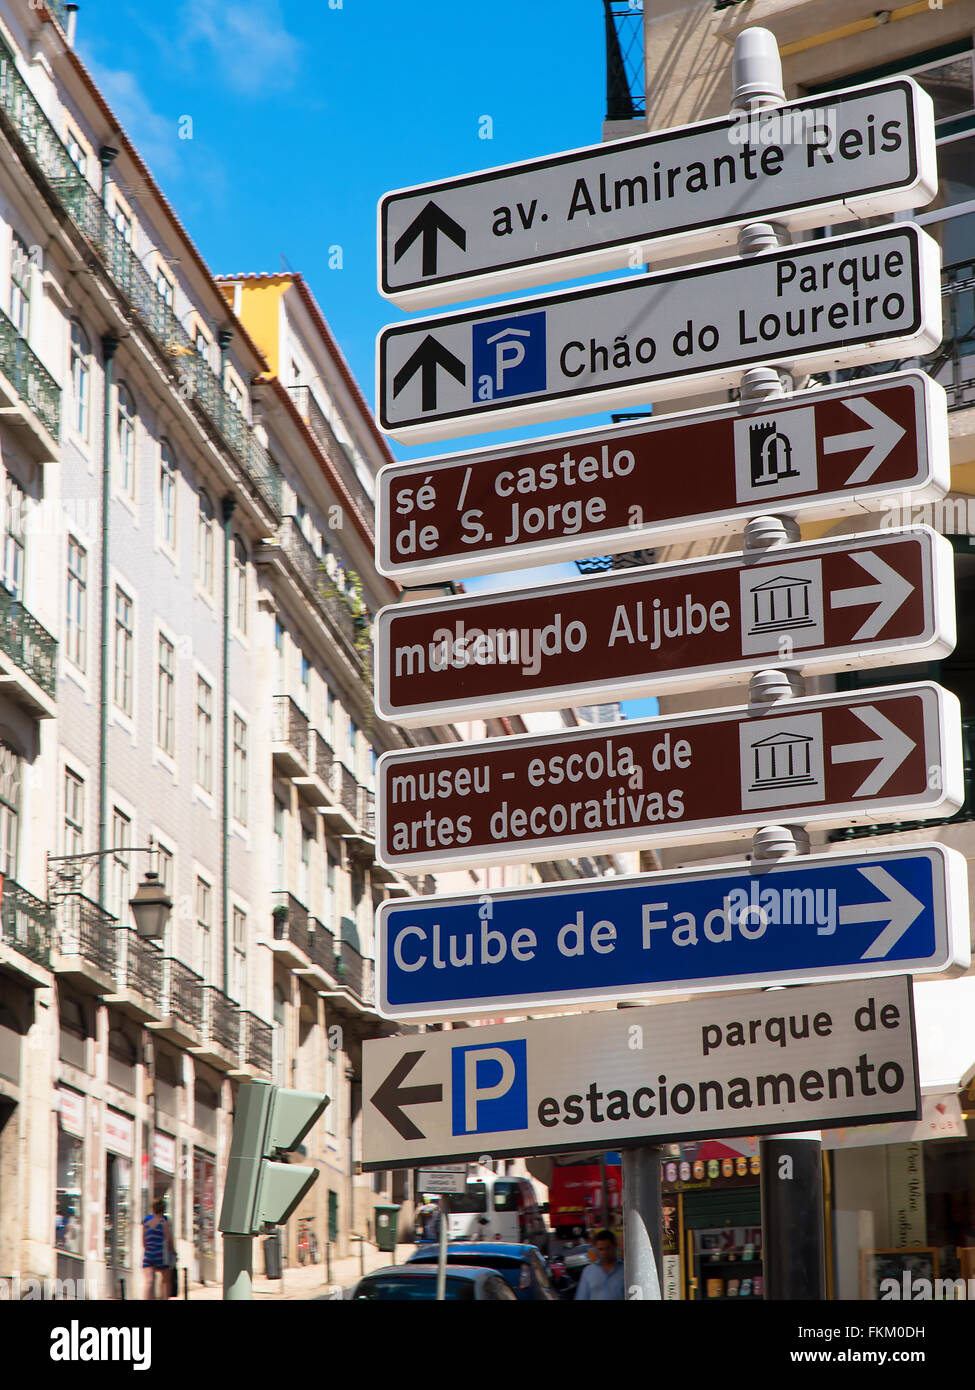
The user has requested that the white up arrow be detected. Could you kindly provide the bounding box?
[829,550,914,640]
[822,397,906,485]
[829,704,916,796]
[838,865,925,959]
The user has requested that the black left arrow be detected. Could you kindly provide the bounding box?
[371,1051,443,1141]
[392,335,466,413]
[394,200,467,277]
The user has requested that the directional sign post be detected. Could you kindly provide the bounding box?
[376,371,948,583]
[376,682,962,869]
[377,225,941,443]
[362,976,921,1168]
[376,527,955,726]
[375,844,968,1020]
[380,78,935,309]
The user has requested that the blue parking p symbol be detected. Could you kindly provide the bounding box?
[451,1040,528,1136]
[472,311,546,402]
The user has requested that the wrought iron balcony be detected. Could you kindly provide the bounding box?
[0,878,52,970]
[312,730,336,793]
[240,1011,273,1075]
[272,694,310,777]
[200,986,240,1057]
[0,582,57,710]
[271,890,312,962]
[54,892,116,979]
[0,37,280,518]
[604,0,645,122]
[288,385,375,522]
[157,957,204,1036]
[0,302,60,443]
[309,918,336,977]
[275,517,360,654]
[114,928,163,1007]
[335,937,366,999]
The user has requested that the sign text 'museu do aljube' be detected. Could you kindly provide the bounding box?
[379,77,936,308]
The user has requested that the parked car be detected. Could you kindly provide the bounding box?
[443,1175,548,1248]
[406,1242,559,1301]
[350,1264,518,1301]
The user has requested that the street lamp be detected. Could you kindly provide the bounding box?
[128,868,173,940]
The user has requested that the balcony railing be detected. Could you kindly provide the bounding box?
[272,694,310,764]
[201,986,240,1055]
[312,730,335,789]
[828,258,975,412]
[0,582,57,698]
[336,938,366,999]
[160,957,204,1032]
[0,878,52,968]
[830,715,975,841]
[309,918,335,976]
[287,385,375,522]
[117,928,163,1002]
[277,517,360,653]
[241,1011,273,1075]
[0,302,60,440]
[0,38,280,517]
[55,893,116,974]
[272,891,311,958]
[361,788,376,839]
[334,764,359,820]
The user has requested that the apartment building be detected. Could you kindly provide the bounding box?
[604,0,975,1299]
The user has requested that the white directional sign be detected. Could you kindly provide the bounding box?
[375,527,955,727]
[376,844,969,1020]
[376,371,948,583]
[377,224,942,443]
[362,976,921,1167]
[376,682,962,869]
[416,1165,468,1194]
[380,78,936,308]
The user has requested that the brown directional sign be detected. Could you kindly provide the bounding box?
[375,527,955,727]
[375,683,962,871]
[376,372,948,584]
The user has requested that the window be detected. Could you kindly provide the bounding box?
[196,490,214,593]
[3,474,25,600]
[156,844,173,896]
[233,537,248,633]
[155,263,174,307]
[232,716,247,824]
[227,378,243,416]
[112,202,132,246]
[10,231,30,337]
[273,797,285,888]
[195,677,212,792]
[115,384,136,496]
[157,634,175,755]
[110,808,130,924]
[299,822,312,906]
[195,876,212,981]
[65,131,87,178]
[0,740,21,880]
[63,770,84,856]
[348,718,359,770]
[325,686,335,743]
[66,537,87,670]
[70,321,91,437]
[113,586,133,714]
[159,441,176,548]
[232,908,246,1003]
[194,326,210,359]
[300,652,310,703]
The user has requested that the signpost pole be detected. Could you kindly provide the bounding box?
[435,1194,449,1302]
[622,1148,663,1302]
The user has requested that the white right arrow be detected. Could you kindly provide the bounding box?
[823,397,906,485]
[830,704,916,796]
[829,550,914,640]
[839,865,925,959]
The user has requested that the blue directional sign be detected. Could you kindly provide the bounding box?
[376,844,968,1020]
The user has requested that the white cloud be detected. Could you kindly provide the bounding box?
[180,0,302,95]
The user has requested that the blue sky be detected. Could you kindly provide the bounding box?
[75,0,656,717]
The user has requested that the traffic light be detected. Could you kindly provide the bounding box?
[219,1081,329,1236]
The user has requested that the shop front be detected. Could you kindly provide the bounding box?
[661,1140,764,1301]
[193,1148,217,1284]
[55,1088,85,1287]
[103,1109,134,1300]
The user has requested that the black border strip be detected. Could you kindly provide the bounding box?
[381,80,921,294]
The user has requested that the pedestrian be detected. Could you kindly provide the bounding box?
[142,1197,175,1300]
[574,1229,625,1300]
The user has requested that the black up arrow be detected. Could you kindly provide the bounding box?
[394,201,467,277]
[371,1050,443,1140]
[392,335,466,413]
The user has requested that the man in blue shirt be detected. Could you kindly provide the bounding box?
[574,1229,625,1300]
